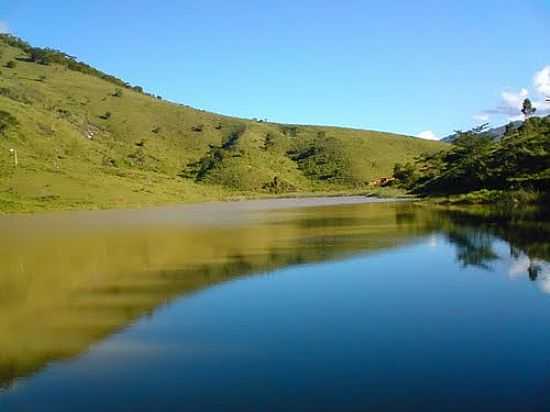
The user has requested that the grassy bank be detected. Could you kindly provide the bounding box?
[0,181,408,215]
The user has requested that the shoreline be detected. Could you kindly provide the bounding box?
[0,193,414,221]
[0,188,412,217]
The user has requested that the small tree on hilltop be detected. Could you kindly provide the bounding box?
[521,98,536,119]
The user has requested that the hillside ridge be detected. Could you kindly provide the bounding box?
[0,34,446,213]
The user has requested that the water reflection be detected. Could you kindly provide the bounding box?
[0,200,549,411]
[0,201,429,389]
[430,205,550,293]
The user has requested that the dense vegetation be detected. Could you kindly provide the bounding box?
[0,35,444,213]
[393,116,550,202]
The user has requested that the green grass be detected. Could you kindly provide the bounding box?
[0,38,446,213]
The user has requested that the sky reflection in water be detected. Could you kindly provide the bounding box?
[0,201,549,411]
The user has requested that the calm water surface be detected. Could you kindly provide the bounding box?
[0,199,549,411]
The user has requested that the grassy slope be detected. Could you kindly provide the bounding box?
[0,40,446,213]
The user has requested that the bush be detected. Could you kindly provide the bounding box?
[29,48,51,65]
[100,111,112,120]
[113,89,123,97]
[280,126,298,137]
[393,162,417,188]
[0,110,18,134]
[5,60,16,69]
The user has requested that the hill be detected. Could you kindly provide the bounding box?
[0,35,446,213]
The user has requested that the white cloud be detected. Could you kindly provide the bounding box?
[534,66,550,97]
[0,21,9,34]
[534,99,550,115]
[508,255,530,278]
[476,65,550,124]
[473,113,489,123]
[501,88,529,110]
[417,130,439,140]
[507,114,525,122]
[507,254,550,295]
[481,88,530,120]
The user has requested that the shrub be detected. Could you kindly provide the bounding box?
[393,162,417,188]
[0,87,32,104]
[263,176,297,193]
[0,110,18,134]
[221,125,246,149]
[5,60,16,69]
[280,126,298,137]
[113,89,123,97]
[29,48,51,65]
[100,111,112,120]
[102,156,118,167]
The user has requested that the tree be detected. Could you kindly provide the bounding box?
[393,162,417,188]
[29,47,51,65]
[521,98,536,119]
[504,122,518,135]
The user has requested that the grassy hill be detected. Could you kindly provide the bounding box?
[0,35,446,213]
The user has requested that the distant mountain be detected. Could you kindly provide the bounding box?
[443,121,523,143]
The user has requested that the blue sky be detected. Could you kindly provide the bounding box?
[1,0,549,139]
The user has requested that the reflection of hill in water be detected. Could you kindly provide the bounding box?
[2,202,547,389]
[0,202,430,389]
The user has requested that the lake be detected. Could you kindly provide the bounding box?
[1,198,549,411]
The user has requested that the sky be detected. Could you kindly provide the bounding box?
[0,0,549,139]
